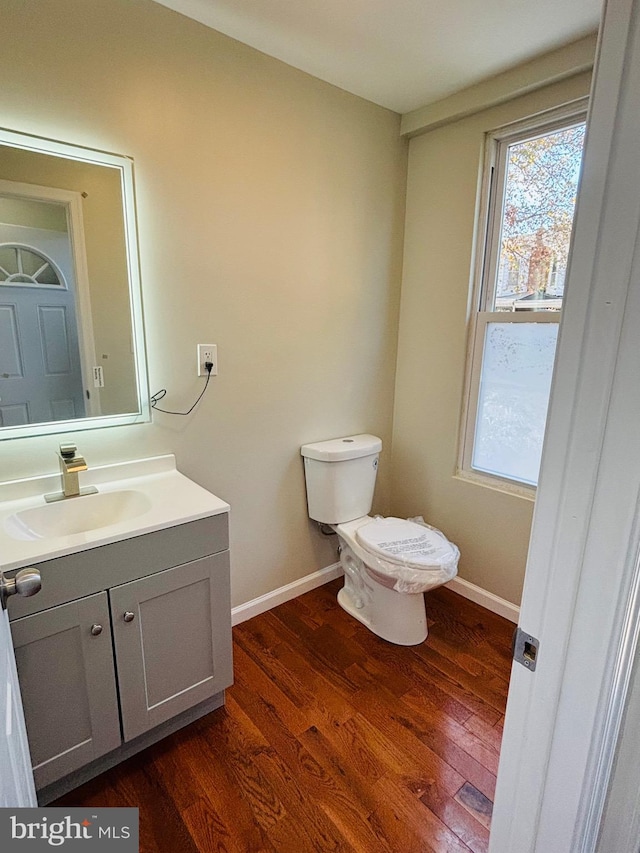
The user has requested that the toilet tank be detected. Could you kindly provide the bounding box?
[300,434,382,524]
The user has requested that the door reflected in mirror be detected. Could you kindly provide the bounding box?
[0,128,148,440]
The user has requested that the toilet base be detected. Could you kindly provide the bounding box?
[337,575,428,646]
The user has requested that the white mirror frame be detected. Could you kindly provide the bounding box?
[0,127,149,439]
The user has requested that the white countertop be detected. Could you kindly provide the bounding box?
[0,454,229,571]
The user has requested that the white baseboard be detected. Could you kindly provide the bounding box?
[231,563,519,628]
[445,576,520,623]
[231,562,342,626]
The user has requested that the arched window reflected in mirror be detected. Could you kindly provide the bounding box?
[0,245,63,286]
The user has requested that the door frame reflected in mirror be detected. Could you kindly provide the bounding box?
[0,177,99,420]
[0,127,149,440]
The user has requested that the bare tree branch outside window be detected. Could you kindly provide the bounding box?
[496,124,586,303]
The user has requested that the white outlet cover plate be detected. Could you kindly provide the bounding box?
[197,344,217,376]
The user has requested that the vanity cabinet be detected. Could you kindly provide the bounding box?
[7,514,232,796]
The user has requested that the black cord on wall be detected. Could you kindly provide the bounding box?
[150,361,213,416]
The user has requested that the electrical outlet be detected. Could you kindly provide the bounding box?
[197,344,217,376]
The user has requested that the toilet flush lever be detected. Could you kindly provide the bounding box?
[513,627,540,672]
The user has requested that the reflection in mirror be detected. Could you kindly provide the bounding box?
[0,128,148,440]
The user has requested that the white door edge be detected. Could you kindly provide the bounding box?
[0,603,36,807]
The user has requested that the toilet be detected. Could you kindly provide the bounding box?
[300,434,459,645]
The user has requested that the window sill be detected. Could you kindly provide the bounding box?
[454,468,536,501]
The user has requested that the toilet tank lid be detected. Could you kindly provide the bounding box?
[300,434,382,461]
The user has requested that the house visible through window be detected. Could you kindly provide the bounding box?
[460,104,587,491]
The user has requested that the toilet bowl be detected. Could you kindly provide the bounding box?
[300,435,460,646]
[334,515,459,645]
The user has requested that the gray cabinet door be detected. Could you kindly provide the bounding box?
[10,592,121,789]
[110,552,232,742]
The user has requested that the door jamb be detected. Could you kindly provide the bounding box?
[0,178,100,417]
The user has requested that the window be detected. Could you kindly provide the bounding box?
[0,244,64,287]
[460,103,587,493]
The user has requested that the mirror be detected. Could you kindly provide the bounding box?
[0,127,149,440]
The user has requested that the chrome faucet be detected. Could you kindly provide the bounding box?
[44,444,98,503]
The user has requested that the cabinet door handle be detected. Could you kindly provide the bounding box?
[90,624,103,636]
[123,611,135,623]
[0,567,41,610]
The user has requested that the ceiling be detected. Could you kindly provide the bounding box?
[151,0,602,114]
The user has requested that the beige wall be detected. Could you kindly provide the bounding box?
[0,0,593,612]
[0,0,406,607]
[391,71,592,606]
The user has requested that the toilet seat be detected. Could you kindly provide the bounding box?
[356,516,457,571]
[335,515,459,595]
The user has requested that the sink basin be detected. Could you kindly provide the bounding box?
[4,489,152,541]
[0,454,230,568]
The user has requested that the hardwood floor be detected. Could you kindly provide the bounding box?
[54,579,514,852]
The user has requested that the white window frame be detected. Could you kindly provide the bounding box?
[457,99,589,498]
